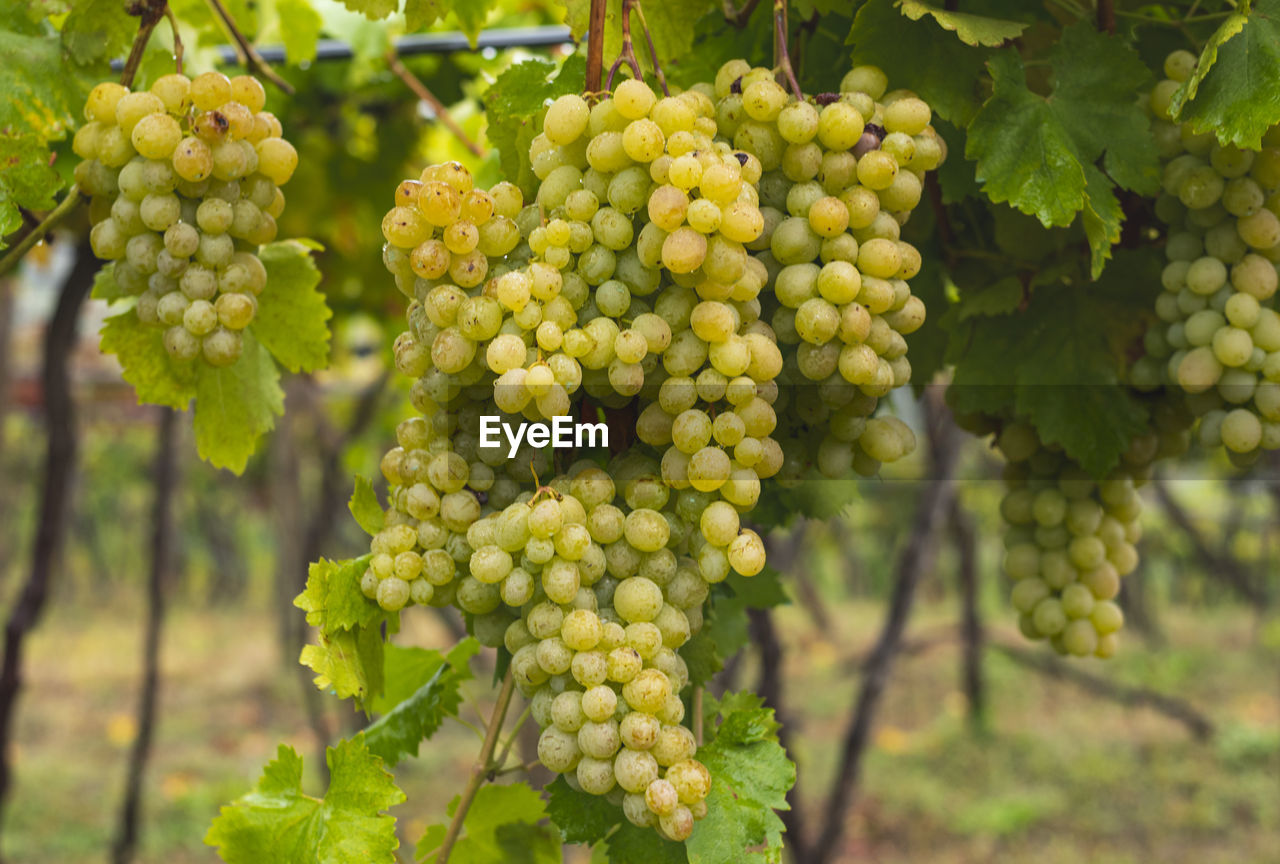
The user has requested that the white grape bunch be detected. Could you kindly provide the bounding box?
[76,71,298,367]
[1140,50,1280,464]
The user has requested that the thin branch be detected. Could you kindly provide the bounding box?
[992,642,1213,739]
[111,407,178,864]
[0,190,85,279]
[1096,0,1116,33]
[120,0,169,88]
[493,704,532,774]
[723,0,763,27]
[605,0,644,91]
[385,51,484,158]
[630,0,669,96]
[950,499,986,730]
[773,1,802,100]
[809,391,962,864]
[436,670,516,864]
[204,0,295,94]
[584,0,607,93]
[0,237,95,850]
[165,6,184,74]
[1152,476,1266,607]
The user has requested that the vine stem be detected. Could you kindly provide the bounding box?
[1096,0,1116,33]
[773,0,802,100]
[722,0,762,27]
[605,0,644,91]
[385,50,485,157]
[165,6,184,74]
[584,0,607,93]
[693,687,704,746]
[0,190,85,279]
[0,0,167,278]
[630,0,669,96]
[435,669,516,864]
[204,0,295,94]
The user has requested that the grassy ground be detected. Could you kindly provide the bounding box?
[4,598,1277,863]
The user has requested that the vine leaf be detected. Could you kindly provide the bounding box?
[296,555,378,632]
[685,701,795,864]
[295,555,389,704]
[404,0,447,32]
[1169,0,1280,148]
[846,0,990,126]
[362,639,478,766]
[62,0,136,65]
[416,782,561,863]
[545,777,621,845]
[349,476,385,536]
[606,823,689,864]
[0,29,88,141]
[898,0,1026,47]
[205,737,405,864]
[1081,166,1124,279]
[964,23,1158,274]
[338,0,398,20]
[946,284,1148,477]
[99,309,198,411]
[275,0,324,64]
[0,132,61,247]
[483,55,585,200]
[192,330,284,473]
[254,240,332,374]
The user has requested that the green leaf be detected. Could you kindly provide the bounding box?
[417,782,561,863]
[299,620,386,702]
[898,0,1026,47]
[90,264,127,301]
[276,0,324,64]
[193,330,283,473]
[847,0,989,125]
[295,555,378,633]
[1081,166,1123,279]
[363,640,477,765]
[206,737,405,864]
[686,706,795,864]
[254,240,331,374]
[370,639,478,713]
[338,0,397,20]
[1170,0,1280,148]
[700,691,769,746]
[0,132,59,217]
[99,312,197,410]
[452,0,500,46]
[62,0,136,65]
[484,56,585,201]
[349,476,385,536]
[957,276,1022,320]
[545,777,620,845]
[0,29,89,139]
[947,284,1148,477]
[964,23,1157,242]
[605,822,689,864]
[404,0,446,32]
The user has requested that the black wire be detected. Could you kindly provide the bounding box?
[110,24,574,72]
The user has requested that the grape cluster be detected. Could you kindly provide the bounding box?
[986,403,1190,659]
[1139,50,1280,464]
[361,58,940,841]
[74,72,298,367]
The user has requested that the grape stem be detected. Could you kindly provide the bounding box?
[773,1,803,101]
[165,6,184,74]
[435,669,516,864]
[630,0,670,97]
[203,0,295,94]
[385,50,486,158]
[0,190,85,279]
[604,0,644,92]
[722,0,762,27]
